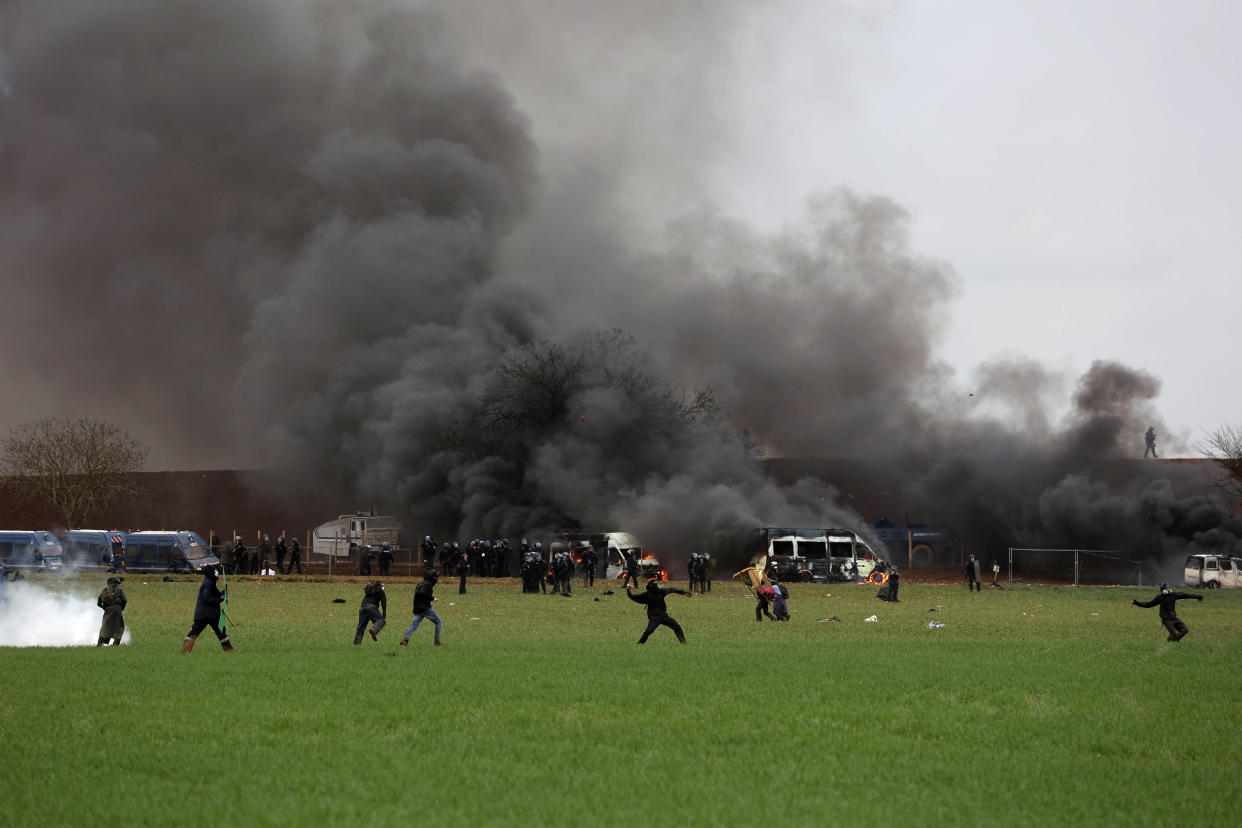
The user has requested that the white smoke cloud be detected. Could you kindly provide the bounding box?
[0,581,131,647]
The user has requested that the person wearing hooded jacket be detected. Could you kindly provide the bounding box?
[401,569,443,646]
[965,555,981,592]
[1132,582,1203,641]
[355,580,387,644]
[626,578,690,644]
[181,565,234,653]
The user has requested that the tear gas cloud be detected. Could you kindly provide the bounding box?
[0,1,1236,574]
[0,582,130,648]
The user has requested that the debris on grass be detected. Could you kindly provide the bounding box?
[928,621,946,629]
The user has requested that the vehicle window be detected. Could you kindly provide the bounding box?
[158,541,177,563]
[1221,560,1233,571]
[829,541,853,557]
[1185,557,1202,569]
[772,540,794,556]
[0,541,12,557]
[1206,559,1218,570]
[134,543,156,563]
[798,540,828,558]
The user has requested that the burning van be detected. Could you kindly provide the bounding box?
[1184,554,1242,589]
[746,527,884,584]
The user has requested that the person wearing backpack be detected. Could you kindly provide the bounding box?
[772,582,790,621]
[354,580,387,644]
[96,576,127,646]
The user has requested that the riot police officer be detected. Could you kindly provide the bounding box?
[421,536,437,568]
[377,541,394,576]
[274,535,288,575]
[581,545,598,587]
[287,537,303,574]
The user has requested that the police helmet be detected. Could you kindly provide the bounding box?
[424,536,432,543]
[535,542,542,549]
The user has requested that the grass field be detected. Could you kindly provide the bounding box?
[1,574,1239,827]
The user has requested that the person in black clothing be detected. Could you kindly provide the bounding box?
[456,552,468,595]
[354,580,387,644]
[377,542,394,577]
[622,550,641,590]
[627,578,690,643]
[421,536,437,569]
[876,566,900,602]
[274,535,287,575]
[358,544,373,576]
[287,537,302,574]
[1132,582,1203,641]
[181,565,234,653]
[232,536,248,576]
[581,546,597,587]
[965,555,981,592]
[401,569,443,646]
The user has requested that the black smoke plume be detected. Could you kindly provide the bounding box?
[1,1,1235,576]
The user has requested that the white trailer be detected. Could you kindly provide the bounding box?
[312,513,400,559]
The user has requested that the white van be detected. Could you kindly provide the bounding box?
[312,513,400,558]
[1184,554,1242,589]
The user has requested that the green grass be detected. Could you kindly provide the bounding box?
[2,576,1239,827]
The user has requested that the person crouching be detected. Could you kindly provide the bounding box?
[355,580,387,644]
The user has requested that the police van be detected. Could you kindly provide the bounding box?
[123,531,220,573]
[1184,554,1242,589]
[60,529,127,570]
[0,530,64,572]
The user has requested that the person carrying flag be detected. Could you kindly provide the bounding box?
[181,565,235,653]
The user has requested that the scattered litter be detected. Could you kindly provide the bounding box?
[816,616,842,623]
[449,602,456,606]
[928,608,941,613]
[332,598,346,603]
[864,615,878,623]
[593,598,600,602]
[470,617,480,621]
[927,621,946,629]
[1091,612,1099,616]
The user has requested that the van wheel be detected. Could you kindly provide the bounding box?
[1207,580,1220,589]
[910,544,934,567]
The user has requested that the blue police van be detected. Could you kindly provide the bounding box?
[0,530,65,572]
[60,529,127,570]
[122,531,220,573]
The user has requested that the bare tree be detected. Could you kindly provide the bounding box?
[1,417,148,528]
[1199,424,1242,501]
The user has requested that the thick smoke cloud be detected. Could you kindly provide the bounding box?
[0,581,129,647]
[1,1,1236,573]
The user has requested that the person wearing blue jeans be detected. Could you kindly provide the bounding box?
[401,569,443,646]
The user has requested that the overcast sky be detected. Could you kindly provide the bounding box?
[1,0,1238,467]
[711,0,1242,448]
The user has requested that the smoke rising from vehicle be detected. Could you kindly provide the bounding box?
[1,1,1235,573]
[0,581,129,647]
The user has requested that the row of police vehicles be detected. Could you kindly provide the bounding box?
[0,529,219,575]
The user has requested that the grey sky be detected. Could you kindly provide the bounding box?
[708,0,1242,446]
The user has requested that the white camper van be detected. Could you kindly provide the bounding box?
[1184,554,1242,589]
